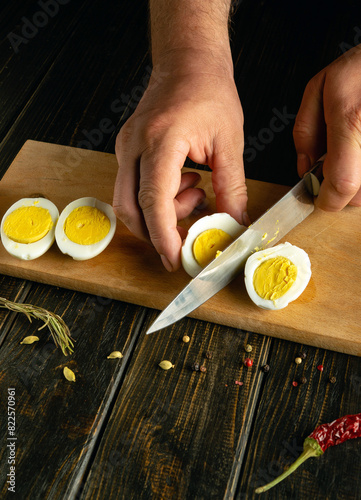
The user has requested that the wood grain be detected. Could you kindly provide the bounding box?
[238,339,361,499]
[0,282,145,499]
[80,313,272,499]
[0,140,360,356]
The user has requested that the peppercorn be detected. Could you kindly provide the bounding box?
[300,376,307,385]
[200,365,207,373]
[300,352,307,359]
[235,380,243,386]
[182,335,190,343]
[192,362,200,371]
[205,350,213,359]
[245,344,252,353]
[317,365,324,372]
[329,376,336,384]
[244,358,253,367]
[292,381,298,387]
[295,357,302,365]
[261,364,270,373]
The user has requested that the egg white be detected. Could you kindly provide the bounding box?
[55,197,116,261]
[181,213,247,277]
[244,242,311,310]
[0,198,59,260]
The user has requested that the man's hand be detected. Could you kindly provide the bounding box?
[113,64,247,272]
[294,45,361,210]
[113,0,247,272]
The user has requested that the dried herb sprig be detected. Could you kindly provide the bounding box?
[0,297,74,356]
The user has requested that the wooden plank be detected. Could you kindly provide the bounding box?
[0,282,145,499]
[79,313,271,499]
[0,0,149,178]
[0,140,360,356]
[237,339,361,499]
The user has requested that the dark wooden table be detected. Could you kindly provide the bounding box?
[0,1,360,499]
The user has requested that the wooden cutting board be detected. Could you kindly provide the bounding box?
[0,140,360,355]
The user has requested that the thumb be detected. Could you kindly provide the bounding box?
[210,139,249,226]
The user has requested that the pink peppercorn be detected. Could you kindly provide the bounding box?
[292,381,298,387]
[317,365,324,372]
[244,358,253,367]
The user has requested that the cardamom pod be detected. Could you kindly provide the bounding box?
[63,366,76,382]
[20,335,40,345]
[159,360,174,370]
[107,351,123,359]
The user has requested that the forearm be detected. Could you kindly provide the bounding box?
[149,0,234,76]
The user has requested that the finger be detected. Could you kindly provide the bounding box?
[316,129,361,211]
[113,130,149,242]
[174,187,205,220]
[293,73,327,177]
[139,135,190,271]
[177,171,201,195]
[210,137,249,226]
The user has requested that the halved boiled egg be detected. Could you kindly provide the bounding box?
[1,198,59,260]
[55,197,116,260]
[244,242,311,310]
[181,213,247,277]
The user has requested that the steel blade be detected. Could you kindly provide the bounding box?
[146,165,321,334]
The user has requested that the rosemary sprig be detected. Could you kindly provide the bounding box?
[0,297,74,356]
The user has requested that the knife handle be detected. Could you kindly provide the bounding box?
[303,155,324,197]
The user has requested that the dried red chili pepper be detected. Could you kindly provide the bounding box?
[255,413,361,494]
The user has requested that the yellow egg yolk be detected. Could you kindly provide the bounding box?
[253,256,297,301]
[193,228,234,268]
[64,206,110,245]
[3,206,53,243]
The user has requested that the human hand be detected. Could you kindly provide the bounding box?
[113,58,248,271]
[293,45,361,210]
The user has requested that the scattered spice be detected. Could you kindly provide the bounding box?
[107,351,123,359]
[244,358,253,367]
[63,366,76,382]
[245,344,253,353]
[191,362,200,372]
[159,360,174,370]
[261,364,270,373]
[0,297,74,356]
[20,335,39,345]
[329,376,337,384]
[300,377,307,385]
[235,380,243,386]
[182,335,190,343]
[295,357,302,365]
[317,365,324,372]
[255,413,361,494]
[292,381,298,387]
[205,350,213,359]
[300,352,307,359]
[199,365,207,373]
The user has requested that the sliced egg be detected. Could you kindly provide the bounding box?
[244,242,311,310]
[181,213,247,277]
[55,197,116,260]
[0,198,59,260]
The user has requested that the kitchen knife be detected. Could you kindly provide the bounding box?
[146,160,323,334]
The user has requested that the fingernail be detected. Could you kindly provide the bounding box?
[297,153,311,176]
[160,254,173,272]
[243,211,251,227]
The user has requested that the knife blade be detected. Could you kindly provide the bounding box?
[146,160,323,334]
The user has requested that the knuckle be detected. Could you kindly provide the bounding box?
[330,176,360,198]
[342,107,361,139]
[138,185,159,212]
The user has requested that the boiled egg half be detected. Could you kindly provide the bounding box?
[244,242,311,310]
[1,197,59,260]
[181,213,246,277]
[55,197,116,260]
